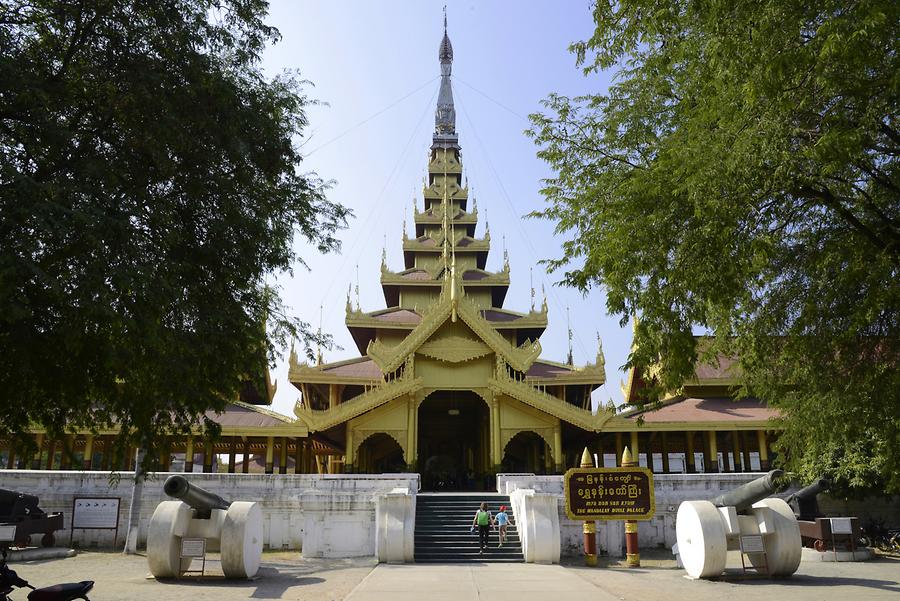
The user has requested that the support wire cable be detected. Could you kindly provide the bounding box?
[455,87,614,406]
[304,76,438,157]
[314,83,440,340]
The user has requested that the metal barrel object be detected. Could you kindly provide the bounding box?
[711,469,784,512]
[163,475,230,512]
[786,478,829,503]
[0,489,40,515]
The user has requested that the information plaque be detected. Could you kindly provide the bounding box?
[564,467,655,521]
[0,525,16,542]
[73,498,120,530]
[180,538,206,558]
[70,496,121,548]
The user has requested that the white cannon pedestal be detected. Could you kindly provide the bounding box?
[147,500,262,579]
[676,498,801,579]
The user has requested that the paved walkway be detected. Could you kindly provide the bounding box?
[345,563,617,601]
[8,550,899,600]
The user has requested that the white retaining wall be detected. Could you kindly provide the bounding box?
[499,473,900,557]
[0,470,418,555]
[498,472,761,557]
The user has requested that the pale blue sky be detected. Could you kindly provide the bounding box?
[261,1,630,416]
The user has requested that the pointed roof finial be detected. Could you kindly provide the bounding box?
[434,7,456,139]
[440,6,452,64]
[530,267,535,311]
[289,339,299,367]
[316,303,323,366]
[596,331,606,372]
[355,264,360,311]
[566,306,574,366]
[541,283,548,313]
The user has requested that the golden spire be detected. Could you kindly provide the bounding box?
[289,339,299,368]
[316,303,323,366]
[541,283,548,313]
[441,161,450,278]
[596,331,606,372]
[530,267,535,311]
[502,234,509,271]
[566,306,573,366]
[355,264,360,311]
[580,447,593,469]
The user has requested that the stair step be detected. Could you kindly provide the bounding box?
[414,493,523,564]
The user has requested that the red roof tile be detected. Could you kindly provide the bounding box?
[463,270,489,281]
[694,355,741,380]
[204,403,290,428]
[628,397,778,423]
[527,361,575,378]
[481,310,522,322]
[321,358,382,378]
[399,270,431,280]
[372,309,422,324]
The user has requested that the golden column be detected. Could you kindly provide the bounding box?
[580,447,598,566]
[264,436,275,474]
[630,431,640,466]
[490,398,501,471]
[623,446,640,568]
[757,430,769,470]
[184,437,194,472]
[707,431,719,472]
[553,423,563,473]
[82,435,94,470]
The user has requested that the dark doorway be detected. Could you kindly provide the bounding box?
[357,433,405,473]
[417,391,489,491]
[502,430,551,474]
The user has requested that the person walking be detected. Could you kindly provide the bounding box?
[471,501,493,555]
[495,505,510,547]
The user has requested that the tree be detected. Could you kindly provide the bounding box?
[0,0,349,465]
[528,1,899,493]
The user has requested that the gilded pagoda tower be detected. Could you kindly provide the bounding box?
[289,21,612,488]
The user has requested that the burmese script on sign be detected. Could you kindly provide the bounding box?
[563,467,655,521]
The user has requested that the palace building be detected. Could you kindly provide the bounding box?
[1,23,780,485]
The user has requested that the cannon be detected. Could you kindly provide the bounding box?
[785,478,829,521]
[0,489,64,548]
[782,478,859,552]
[147,475,262,579]
[675,470,802,579]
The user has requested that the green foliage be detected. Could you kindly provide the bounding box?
[0,1,349,467]
[529,1,899,492]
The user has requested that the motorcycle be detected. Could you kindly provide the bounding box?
[0,548,93,601]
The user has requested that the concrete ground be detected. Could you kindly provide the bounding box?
[5,550,899,601]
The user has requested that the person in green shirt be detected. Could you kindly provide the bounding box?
[471,502,494,554]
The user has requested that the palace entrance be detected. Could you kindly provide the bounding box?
[417,391,489,491]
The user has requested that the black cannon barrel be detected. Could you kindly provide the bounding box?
[712,469,785,512]
[786,478,829,503]
[0,489,40,517]
[163,475,230,512]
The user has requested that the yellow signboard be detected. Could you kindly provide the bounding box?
[563,467,656,521]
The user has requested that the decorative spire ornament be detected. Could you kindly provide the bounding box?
[355,264,360,311]
[434,6,456,140]
[530,267,535,311]
[596,331,606,372]
[289,339,299,368]
[566,306,574,366]
[316,303,323,366]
